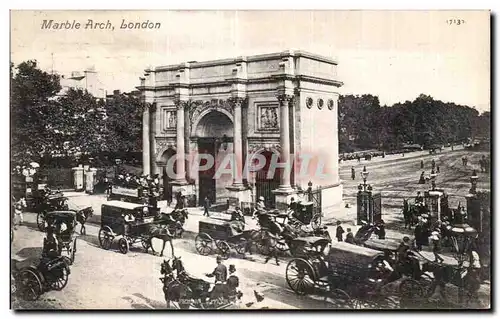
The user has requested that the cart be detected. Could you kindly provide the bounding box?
[289,201,322,230]
[98,200,156,254]
[285,240,410,309]
[194,219,253,259]
[36,193,69,231]
[45,211,78,265]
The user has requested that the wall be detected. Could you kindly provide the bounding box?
[297,90,340,190]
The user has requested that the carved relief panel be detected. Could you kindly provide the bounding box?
[161,107,177,131]
[257,104,279,131]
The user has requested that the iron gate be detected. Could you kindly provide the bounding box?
[372,193,382,223]
[256,170,280,208]
[307,184,322,216]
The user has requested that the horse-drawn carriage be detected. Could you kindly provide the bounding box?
[288,201,322,231]
[285,239,414,309]
[35,193,69,231]
[98,201,161,254]
[45,211,79,265]
[195,211,254,259]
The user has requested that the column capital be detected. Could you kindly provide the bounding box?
[276,94,294,106]
[174,98,190,110]
[141,102,153,112]
[228,96,247,109]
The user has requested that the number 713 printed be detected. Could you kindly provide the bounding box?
[447,19,465,25]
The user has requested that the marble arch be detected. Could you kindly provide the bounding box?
[137,50,344,216]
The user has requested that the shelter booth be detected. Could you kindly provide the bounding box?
[424,190,444,222]
[357,190,382,225]
[466,192,490,233]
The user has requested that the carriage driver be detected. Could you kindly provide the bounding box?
[205,256,228,299]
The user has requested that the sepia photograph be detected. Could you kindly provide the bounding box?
[9,9,491,310]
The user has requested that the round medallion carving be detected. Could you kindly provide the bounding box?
[306,97,313,109]
[317,98,324,110]
[328,99,334,110]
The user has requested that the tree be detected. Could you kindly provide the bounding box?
[104,91,143,156]
[10,60,61,163]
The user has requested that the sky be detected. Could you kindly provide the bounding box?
[10,10,491,112]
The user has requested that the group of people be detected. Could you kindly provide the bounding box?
[113,173,161,194]
[204,255,241,301]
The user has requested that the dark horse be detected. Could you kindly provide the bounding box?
[354,223,383,244]
[144,223,176,257]
[402,199,421,229]
[160,259,191,309]
[155,209,188,238]
[75,206,94,235]
[421,260,482,307]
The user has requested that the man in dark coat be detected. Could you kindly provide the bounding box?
[206,256,228,299]
[351,167,355,180]
[345,228,355,244]
[203,196,210,217]
[336,221,345,242]
[414,220,425,251]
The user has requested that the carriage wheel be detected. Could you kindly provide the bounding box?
[285,258,316,296]
[18,269,43,301]
[36,212,46,231]
[235,239,248,255]
[330,288,354,309]
[70,238,77,264]
[311,214,322,230]
[98,226,114,250]
[399,278,425,300]
[118,238,130,254]
[49,264,70,291]
[216,241,231,260]
[195,233,213,256]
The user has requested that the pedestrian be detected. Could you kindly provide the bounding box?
[345,228,355,244]
[420,160,424,169]
[203,196,210,217]
[431,159,436,170]
[351,166,355,180]
[414,220,425,251]
[419,171,426,184]
[336,221,345,242]
[436,165,440,173]
[377,220,386,240]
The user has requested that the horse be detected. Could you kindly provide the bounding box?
[155,210,187,238]
[75,207,94,235]
[160,259,191,309]
[421,260,481,307]
[144,224,176,257]
[354,223,383,244]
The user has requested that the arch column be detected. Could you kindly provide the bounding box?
[173,99,188,184]
[272,93,298,210]
[226,97,251,207]
[142,102,151,176]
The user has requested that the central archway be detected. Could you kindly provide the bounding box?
[193,110,234,205]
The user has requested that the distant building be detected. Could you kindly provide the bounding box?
[58,67,106,99]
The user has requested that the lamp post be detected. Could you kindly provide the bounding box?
[469,169,478,195]
[430,168,437,190]
[359,166,371,192]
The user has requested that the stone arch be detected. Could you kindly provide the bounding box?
[156,145,177,163]
[191,109,234,137]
